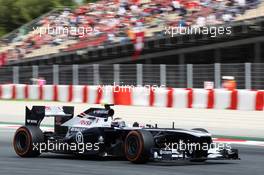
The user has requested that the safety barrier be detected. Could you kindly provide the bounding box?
[0,84,263,111]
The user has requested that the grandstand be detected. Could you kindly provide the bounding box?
[0,0,264,66]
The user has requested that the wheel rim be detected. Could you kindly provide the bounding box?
[127,136,139,157]
[15,131,29,153]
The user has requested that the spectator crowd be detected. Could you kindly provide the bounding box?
[0,0,261,65]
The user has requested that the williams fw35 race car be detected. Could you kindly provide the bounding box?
[13,104,239,164]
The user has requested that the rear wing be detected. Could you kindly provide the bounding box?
[25,106,74,129]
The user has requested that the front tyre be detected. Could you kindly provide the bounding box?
[124,130,154,164]
[13,126,44,157]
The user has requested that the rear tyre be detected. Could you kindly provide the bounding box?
[124,130,154,164]
[13,126,44,157]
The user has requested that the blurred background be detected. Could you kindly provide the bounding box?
[0,0,264,89]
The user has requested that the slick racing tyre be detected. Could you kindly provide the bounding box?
[13,126,44,157]
[125,130,154,164]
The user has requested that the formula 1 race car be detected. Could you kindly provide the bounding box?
[13,104,239,164]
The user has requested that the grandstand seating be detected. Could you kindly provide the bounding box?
[236,1,264,20]
[0,0,263,64]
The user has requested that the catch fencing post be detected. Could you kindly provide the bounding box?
[160,64,166,87]
[114,64,120,85]
[93,64,100,85]
[53,65,59,85]
[214,63,221,88]
[73,64,79,85]
[245,63,251,89]
[137,64,143,86]
[32,65,39,80]
[13,66,19,84]
[187,64,193,88]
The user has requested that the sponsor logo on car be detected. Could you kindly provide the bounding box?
[26,119,38,124]
[93,110,108,114]
[79,120,92,126]
[76,131,84,143]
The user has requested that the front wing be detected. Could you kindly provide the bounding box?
[151,148,239,161]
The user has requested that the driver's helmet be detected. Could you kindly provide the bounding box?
[111,118,126,128]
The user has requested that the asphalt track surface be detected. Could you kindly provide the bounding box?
[1,128,264,175]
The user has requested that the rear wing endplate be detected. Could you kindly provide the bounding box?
[25,106,74,127]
